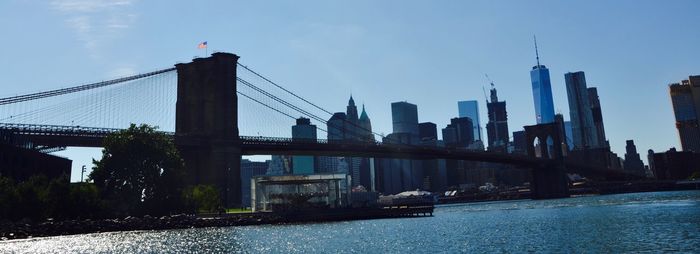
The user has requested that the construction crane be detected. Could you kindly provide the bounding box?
[483,74,496,104]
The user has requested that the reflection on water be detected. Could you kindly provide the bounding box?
[2,191,699,253]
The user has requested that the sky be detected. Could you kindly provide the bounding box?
[1,0,699,182]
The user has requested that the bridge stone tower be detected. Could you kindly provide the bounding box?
[524,122,570,199]
[175,52,241,207]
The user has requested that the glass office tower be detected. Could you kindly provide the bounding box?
[457,100,482,141]
[530,37,555,124]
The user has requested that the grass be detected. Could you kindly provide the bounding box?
[225,208,252,214]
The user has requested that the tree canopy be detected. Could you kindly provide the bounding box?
[90,124,186,216]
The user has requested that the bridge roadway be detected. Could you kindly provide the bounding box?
[0,123,545,168]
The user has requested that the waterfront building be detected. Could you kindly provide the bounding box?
[251,174,351,212]
[485,84,509,151]
[623,140,646,176]
[240,159,270,207]
[391,101,419,135]
[458,100,482,141]
[669,76,700,152]
[530,37,556,124]
[292,117,317,175]
[587,87,608,147]
[565,71,599,149]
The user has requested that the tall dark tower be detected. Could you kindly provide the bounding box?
[587,87,608,147]
[346,96,359,140]
[175,53,241,207]
[486,83,509,152]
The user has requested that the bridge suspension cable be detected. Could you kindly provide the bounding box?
[237,63,334,116]
[237,90,330,134]
[236,64,399,143]
[0,67,176,105]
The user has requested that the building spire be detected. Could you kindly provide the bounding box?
[534,35,540,67]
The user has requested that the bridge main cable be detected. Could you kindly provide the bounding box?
[0,67,176,105]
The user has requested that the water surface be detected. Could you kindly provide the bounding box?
[2,191,699,253]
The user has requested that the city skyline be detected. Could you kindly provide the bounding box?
[1,0,699,181]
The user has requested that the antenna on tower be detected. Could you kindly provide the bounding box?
[534,35,540,66]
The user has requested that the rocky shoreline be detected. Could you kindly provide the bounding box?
[0,206,434,241]
[0,213,286,241]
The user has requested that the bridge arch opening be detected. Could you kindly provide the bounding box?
[546,136,554,159]
[533,137,542,158]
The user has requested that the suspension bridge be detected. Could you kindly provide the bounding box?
[1,52,570,206]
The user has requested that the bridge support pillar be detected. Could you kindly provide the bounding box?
[175,53,242,207]
[524,123,570,199]
[531,161,569,199]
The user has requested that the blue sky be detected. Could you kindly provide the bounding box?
[1,0,698,182]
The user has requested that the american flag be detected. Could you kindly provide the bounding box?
[197,41,207,49]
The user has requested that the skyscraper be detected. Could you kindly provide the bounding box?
[345,96,359,140]
[418,122,438,141]
[530,37,556,124]
[565,71,599,149]
[357,104,374,189]
[292,117,317,174]
[327,112,347,141]
[485,84,509,151]
[358,104,374,142]
[458,100,481,141]
[669,76,700,152]
[587,87,608,147]
[442,117,474,148]
[623,140,645,176]
[240,159,269,207]
[320,112,348,174]
[391,101,419,136]
[564,121,573,151]
[512,130,526,155]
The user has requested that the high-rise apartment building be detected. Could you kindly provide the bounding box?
[669,76,700,152]
[587,87,607,147]
[458,100,481,141]
[565,71,599,149]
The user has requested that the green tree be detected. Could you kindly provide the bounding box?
[183,185,222,213]
[0,177,19,219]
[90,124,186,216]
[15,175,49,220]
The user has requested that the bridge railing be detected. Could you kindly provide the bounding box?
[0,123,123,136]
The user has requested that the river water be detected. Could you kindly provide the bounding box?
[2,190,699,253]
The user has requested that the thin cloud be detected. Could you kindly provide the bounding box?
[51,0,138,58]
